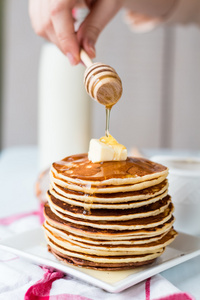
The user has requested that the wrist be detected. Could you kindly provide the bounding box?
[123,0,178,19]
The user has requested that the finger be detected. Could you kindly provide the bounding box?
[77,0,124,58]
[29,0,55,41]
[29,0,48,38]
[46,24,61,48]
[50,0,80,64]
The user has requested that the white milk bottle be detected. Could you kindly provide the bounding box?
[38,42,91,171]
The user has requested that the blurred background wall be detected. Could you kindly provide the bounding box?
[1,0,44,148]
[1,0,200,152]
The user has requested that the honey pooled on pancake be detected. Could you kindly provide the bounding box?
[43,152,177,270]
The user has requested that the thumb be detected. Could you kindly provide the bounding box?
[77,0,124,58]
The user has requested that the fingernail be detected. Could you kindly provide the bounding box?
[88,41,96,57]
[67,52,77,65]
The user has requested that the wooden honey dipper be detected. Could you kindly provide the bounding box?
[80,49,123,107]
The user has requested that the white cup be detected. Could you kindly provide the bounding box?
[151,155,200,236]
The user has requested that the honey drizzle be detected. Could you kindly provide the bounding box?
[105,107,111,137]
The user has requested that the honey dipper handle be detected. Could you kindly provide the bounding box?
[80,49,93,68]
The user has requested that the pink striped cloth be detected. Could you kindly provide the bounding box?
[24,268,194,300]
[0,204,44,226]
[0,208,195,300]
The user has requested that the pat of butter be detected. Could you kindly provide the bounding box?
[88,134,127,163]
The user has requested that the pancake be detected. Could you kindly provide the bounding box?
[44,204,175,239]
[51,179,169,204]
[44,226,177,255]
[48,202,174,230]
[49,180,169,208]
[43,220,170,245]
[50,171,167,194]
[51,154,168,186]
[46,237,164,264]
[47,192,171,221]
[48,246,160,270]
[49,187,169,211]
[43,154,177,270]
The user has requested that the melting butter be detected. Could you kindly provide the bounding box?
[88,134,127,163]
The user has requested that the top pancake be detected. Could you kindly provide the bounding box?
[51,154,168,186]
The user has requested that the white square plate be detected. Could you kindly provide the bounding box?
[0,228,200,293]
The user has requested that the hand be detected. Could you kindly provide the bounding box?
[29,0,124,65]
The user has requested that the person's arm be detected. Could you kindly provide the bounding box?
[124,0,200,32]
[164,0,200,26]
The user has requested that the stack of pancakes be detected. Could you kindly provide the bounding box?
[43,154,177,270]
